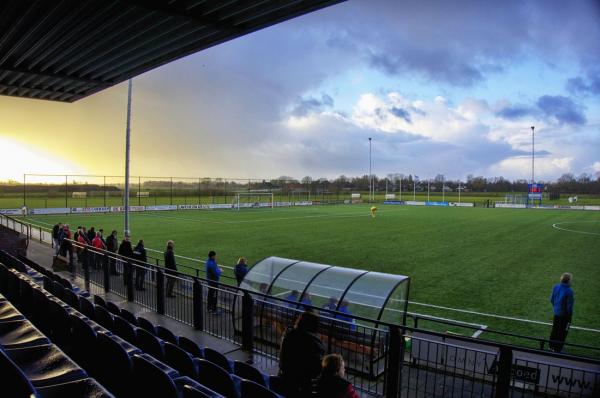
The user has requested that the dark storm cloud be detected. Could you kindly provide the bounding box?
[128,0,599,179]
[291,94,334,117]
[536,96,586,125]
[390,107,412,123]
[496,105,535,120]
[566,72,600,97]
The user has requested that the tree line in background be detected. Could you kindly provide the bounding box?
[1,172,599,195]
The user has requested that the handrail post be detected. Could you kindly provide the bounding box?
[83,254,90,292]
[103,253,110,293]
[126,261,134,301]
[156,269,165,314]
[495,346,512,398]
[384,325,402,398]
[241,292,254,352]
[193,279,203,330]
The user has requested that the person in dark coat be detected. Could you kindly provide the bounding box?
[105,230,119,275]
[164,240,177,297]
[52,223,62,256]
[279,311,325,397]
[314,354,360,398]
[206,251,222,314]
[549,272,575,352]
[118,234,134,286]
[133,239,147,291]
[87,226,96,243]
[234,257,248,286]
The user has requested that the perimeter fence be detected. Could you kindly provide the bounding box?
[2,213,600,397]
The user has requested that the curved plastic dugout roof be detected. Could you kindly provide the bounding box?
[240,256,410,323]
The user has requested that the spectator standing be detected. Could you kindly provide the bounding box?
[77,227,91,269]
[106,230,119,275]
[118,234,134,286]
[92,231,106,269]
[133,239,147,291]
[314,354,360,398]
[164,241,177,297]
[279,311,325,397]
[206,251,222,314]
[87,226,96,243]
[52,223,62,256]
[549,273,575,352]
[234,257,248,285]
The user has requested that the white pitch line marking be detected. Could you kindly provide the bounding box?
[19,216,600,333]
[552,221,600,237]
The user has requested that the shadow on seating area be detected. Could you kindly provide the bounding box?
[0,249,283,398]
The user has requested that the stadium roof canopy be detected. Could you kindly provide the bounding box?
[0,0,343,103]
[240,256,410,324]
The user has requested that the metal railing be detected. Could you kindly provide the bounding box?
[2,213,600,397]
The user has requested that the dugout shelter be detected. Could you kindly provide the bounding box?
[237,256,410,376]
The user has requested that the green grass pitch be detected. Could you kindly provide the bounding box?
[17,204,600,355]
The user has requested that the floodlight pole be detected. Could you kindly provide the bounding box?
[413,179,416,201]
[427,178,430,202]
[458,181,462,203]
[368,138,372,202]
[531,126,535,183]
[124,79,133,236]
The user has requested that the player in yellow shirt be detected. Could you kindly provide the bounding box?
[370,206,377,218]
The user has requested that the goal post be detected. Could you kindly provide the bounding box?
[234,192,274,210]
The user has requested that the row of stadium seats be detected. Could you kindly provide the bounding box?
[0,270,114,397]
[0,250,285,398]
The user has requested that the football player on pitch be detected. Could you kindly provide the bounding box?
[370,206,377,218]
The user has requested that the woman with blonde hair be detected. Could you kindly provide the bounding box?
[314,354,359,398]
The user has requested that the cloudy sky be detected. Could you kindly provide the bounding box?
[1,0,599,182]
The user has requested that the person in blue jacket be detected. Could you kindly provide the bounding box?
[336,300,357,332]
[549,272,574,352]
[234,257,248,286]
[206,251,222,314]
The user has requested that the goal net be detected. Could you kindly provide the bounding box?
[234,193,274,210]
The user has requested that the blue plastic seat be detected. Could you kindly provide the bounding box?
[47,300,71,347]
[0,300,24,323]
[196,359,237,398]
[95,332,133,396]
[269,375,285,396]
[132,354,179,398]
[203,347,232,373]
[94,304,114,331]
[114,315,137,345]
[35,377,116,398]
[234,360,267,386]
[0,348,37,397]
[241,379,278,398]
[106,301,121,317]
[178,336,203,358]
[4,344,87,387]
[0,319,49,348]
[137,316,157,335]
[70,314,97,371]
[52,280,66,300]
[93,294,107,308]
[120,308,139,326]
[176,377,225,398]
[62,288,80,311]
[163,342,199,379]
[136,327,165,359]
[17,278,34,315]
[79,296,96,319]
[6,270,20,302]
[157,325,178,344]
